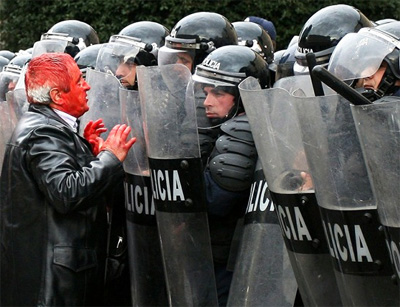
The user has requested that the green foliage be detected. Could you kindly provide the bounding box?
[0,0,399,52]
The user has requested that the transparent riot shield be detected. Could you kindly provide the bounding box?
[294,93,399,306]
[79,68,121,137]
[136,64,218,306]
[239,77,342,306]
[119,87,168,306]
[7,89,26,121]
[227,159,297,306]
[351,97,400,286]
[7,66,29,120]
[0,100,14,175]
[273,74,315,97]
[0,70,22,174]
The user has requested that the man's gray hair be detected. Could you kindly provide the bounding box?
[26,86,52,105]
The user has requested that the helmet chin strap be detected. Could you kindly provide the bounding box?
[375,68,397,99]
[358,68,399,102]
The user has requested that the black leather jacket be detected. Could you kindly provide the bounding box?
[0,104,125,306]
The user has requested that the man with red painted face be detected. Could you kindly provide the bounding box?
[0,53,136,306]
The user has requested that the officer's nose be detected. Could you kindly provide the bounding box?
[115,65,127,78]
[203,94,214,107]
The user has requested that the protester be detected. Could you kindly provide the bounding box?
[0,52,136,306]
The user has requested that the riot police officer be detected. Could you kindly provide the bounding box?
[99,21,170,306]
[328,21,400,101]
[193,45,270,305]
[114,21,169,90]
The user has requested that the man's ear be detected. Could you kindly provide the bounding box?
[49,88,63,106]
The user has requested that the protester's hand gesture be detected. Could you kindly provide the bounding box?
[83,119,108,155]
[100,124,136,161]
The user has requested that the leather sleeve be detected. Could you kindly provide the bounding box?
[26,124,124,214]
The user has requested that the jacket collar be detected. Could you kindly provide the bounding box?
[28,103,74,130]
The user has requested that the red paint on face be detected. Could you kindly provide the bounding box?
[59,64,91,118]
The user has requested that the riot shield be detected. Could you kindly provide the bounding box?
[7,65,29,120]
[79,68,121,137]
[273,74,335,97]
[6,89,26,121]
[294,93,399,306]
[239,77,342,306]
[273,74,315,97]
[0,69,22,174]
[119,87,168,306]
[136,64,218,306]
[0,100,14,175]
[227,159,297,306]
[351,98,400,286]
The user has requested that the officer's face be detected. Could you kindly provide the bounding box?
[60,64,91,118]
[175,52,193,71]
[203,86,235,118]
[116,62,137,88]
[361,62,388,91]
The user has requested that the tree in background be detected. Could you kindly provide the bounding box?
[0,0,398,52]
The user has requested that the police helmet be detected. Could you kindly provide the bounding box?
[328,22,400,100]
[118,21,170,62]
[74,44,103,78]
[294,4,373,75]
[0,53,31,100]
[194,45,269,88]
[193,45,269,127]
[40,20,99,57]
[232,21,274,64]
[0,56,9,72]
[158,12,238,72]
[0,50,15,61]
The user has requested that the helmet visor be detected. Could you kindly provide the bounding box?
[158,46,195,69]
[96,42,140,74]
[328,29,399,81]
[31,40,68,58]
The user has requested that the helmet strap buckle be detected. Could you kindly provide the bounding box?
[377,70,396,98]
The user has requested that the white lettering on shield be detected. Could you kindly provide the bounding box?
[277,204,312,241]
[246,179,275,213]
[124,181,155,215]
[323,220,373,263]
[151,169,185,201]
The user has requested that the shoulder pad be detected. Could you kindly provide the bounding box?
[215,134,257,159]
[220,115,253,142]
[209,153,256,191]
